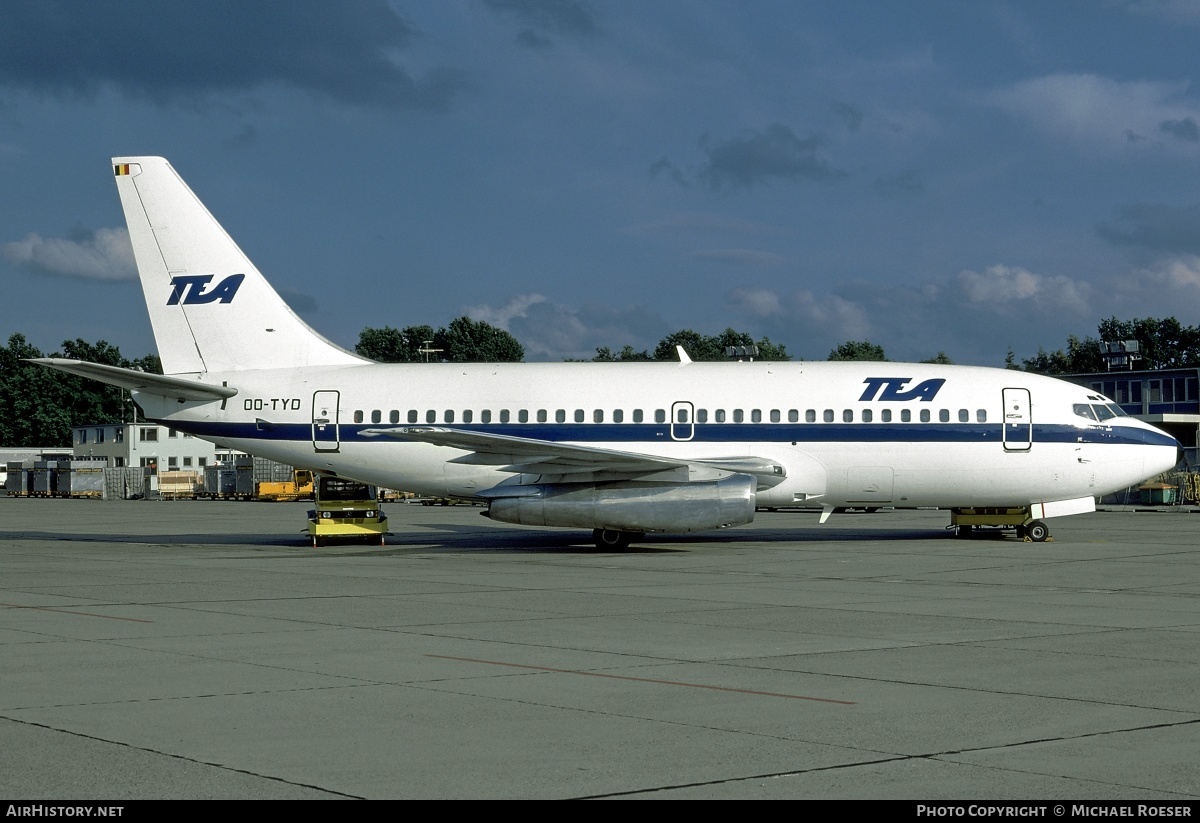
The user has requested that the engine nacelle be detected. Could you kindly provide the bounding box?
[484,474,756,533]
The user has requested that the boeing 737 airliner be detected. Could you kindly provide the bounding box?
[33,157,1180,548]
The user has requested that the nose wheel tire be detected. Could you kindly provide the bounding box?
[1025,520,1050,542]
[593,529,639,550]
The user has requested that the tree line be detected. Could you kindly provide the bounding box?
[0,334,161,448]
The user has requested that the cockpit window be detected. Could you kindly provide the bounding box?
[1105,403,1127,417]
[1073,403,1097,421]
[1091,404,1116,422]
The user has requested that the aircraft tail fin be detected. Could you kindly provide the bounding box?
[112,156,367,375]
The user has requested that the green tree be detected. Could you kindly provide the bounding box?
[828,340,887,361]
[920,351,954,365]
[593,345,652,362]
[356,320,522,363]
[355,324,436,362]
[1022,334,1102,374]
[650,328,790,362]
[0,334,161,447]
[434,317,524,363]
[1096,316,1200,369]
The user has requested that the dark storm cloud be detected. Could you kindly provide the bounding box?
[697,124,845,189]
[830,101,863,131]
[278,289,318,315]
[484,0,600,38]
[873,170,925,197]
[1160,117,1200,142]
[0,0,469,110]
[1097,203,1200,254]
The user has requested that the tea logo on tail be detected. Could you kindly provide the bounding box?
[167,274,246,305]
[859,377,946,402]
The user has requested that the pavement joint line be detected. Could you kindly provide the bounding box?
[427,654,857,704]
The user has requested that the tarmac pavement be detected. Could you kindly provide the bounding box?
[1,498,1198,800]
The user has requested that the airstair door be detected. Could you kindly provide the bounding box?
[312,390,340,453]
[1002,388,1032,451]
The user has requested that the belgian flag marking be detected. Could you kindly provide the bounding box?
[114,163,130,176]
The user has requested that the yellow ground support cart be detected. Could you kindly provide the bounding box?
[257,469,315,502]
[307,476,388,548]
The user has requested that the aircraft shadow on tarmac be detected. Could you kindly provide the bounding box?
[0,519,970,557]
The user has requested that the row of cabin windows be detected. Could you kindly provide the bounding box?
[351,407,991,425]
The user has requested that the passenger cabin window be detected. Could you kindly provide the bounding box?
[575,409,585,423]
[843,409,853,423]
[715,409,726,423]
[806,409,816,423]
[594,409,604,423]
[426,410,436,423]
[881,409,891,422]
[633,409,644,423]
[408,410,418,424]
[823,409,834,423]
[862,409,873,423]
[655,409,666,424]
[390,410,400,424]
[371,410,381,424]
[788,410,798,423]
[939,409,949,423]
[518,410,528,423]
[537,410,547,423]
[695,409,706,423]
[920,409,931,423]
[958,409,969,423]
[463,410,473,423]
[751,409,762,423]
[976,409,987,422]
[499,410,510,423]
[613,409,624,423]
[901,409,911,423]
[733,409,744,423]
[481,410,492,423]
[445,410,455,423]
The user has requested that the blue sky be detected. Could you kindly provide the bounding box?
[4,0,1200,365]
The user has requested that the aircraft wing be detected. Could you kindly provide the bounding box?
[361,426,785,484]
[28,358,238,402]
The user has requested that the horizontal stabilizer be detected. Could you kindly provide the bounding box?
[28,358,238,402]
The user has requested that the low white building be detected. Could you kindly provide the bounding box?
[71,422,224,474]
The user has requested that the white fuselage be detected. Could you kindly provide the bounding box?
[133,359,1179,513]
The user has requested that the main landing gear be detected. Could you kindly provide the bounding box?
[951,508,1052,542]
[592,528,644,550]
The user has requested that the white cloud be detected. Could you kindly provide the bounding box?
[463,293,548,329]
[464,294,670,361]
[989,73,1199,152]
[955,263,1093,314]
[4,227,136,280]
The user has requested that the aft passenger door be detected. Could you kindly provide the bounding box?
[1002,388,1031,451]
[312,390,341,453]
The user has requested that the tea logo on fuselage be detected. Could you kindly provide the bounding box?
[859,377,946,402]
[167,274,245,305]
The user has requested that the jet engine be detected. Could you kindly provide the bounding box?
[482,474,756,533]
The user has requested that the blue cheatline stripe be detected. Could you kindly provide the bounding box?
[161,420,1178,449]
